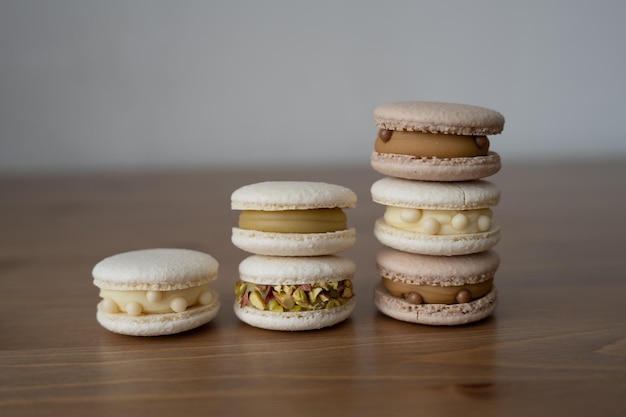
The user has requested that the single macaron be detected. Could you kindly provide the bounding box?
[234,255,356,331]
[374,248,499,325]
[93,248,220,336]
[231,181,357,256]
[371,101,505,181]
[371,177,500,256]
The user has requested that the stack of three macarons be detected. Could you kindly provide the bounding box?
[369,101,505,325]
[230,181,358,331]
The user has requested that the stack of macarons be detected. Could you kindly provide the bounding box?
[369,101,505,325]
[230,181,358,331]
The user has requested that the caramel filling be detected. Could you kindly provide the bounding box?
[98,285,214,315]
[235,280,354,312]
[239,208,347,233]
[384,207,492,235]
[375,130,489,158]
[382,278,493,304]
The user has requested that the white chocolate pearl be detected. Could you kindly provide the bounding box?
[99,298,119,313]
[422,218,440,235]
[146,290,162,303]
[126,301,142,316]
[198,290,213,306]
[400,208,421,223]
[451,213,469,230]
[478,215,491,232]
[170,297,188,313]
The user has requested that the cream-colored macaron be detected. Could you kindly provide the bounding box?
[374,248,499,325]
[371,177,500,256]
[371,101,505,181]
[231,181,357,256]
[93,248,220,336]
[234,255,357,331]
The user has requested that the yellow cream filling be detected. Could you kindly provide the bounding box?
[98,285,214,315]
[383,206,492,235]
[239,208,347,233]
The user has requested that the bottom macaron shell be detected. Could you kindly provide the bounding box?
[233,298,356,331]
[96,289,220,336]
[374,283,497,325]
[371,151,501,181]
[374,218,500,256]
[231,227,356,256]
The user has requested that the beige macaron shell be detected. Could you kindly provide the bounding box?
[374,101,505,136]
[234,298,355,331]
[376,248,499,287]
[374,284,497,325]
[371,177,500,210]
[93,248,219,291]
[239,255,356,285]
[370,151,501,182]
[231,181,357,211]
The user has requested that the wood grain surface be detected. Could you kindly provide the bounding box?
[1,162,625,417]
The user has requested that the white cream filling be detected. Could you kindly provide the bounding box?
[383,207,493,235]
[98,285,214,315]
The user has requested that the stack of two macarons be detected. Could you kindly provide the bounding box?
[370,101,505,325]
[231,181,358,331]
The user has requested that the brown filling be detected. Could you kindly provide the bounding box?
[239,208,347,233]
[381,277,493,304]
[375,129,489,158]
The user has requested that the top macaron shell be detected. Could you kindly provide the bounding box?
[231,181,357,211]
[231,181,357,256]
[372,101,504,181]
[93,248,219,291]
[371,177,500,210]
[239,255,357,285]
[374,101,505,136]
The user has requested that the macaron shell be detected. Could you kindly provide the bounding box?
[232,227,356,256]
[234,298,355,331]
[239,255,356,285]
[231,181,357,211]
[371,151,501,181]
[374,101,505,136]
[376,248,499,286]
[96,289,220,336]
[371,177,500,210]
[93,248,219,291]
[374,217,500,256]
[374,283,497,325]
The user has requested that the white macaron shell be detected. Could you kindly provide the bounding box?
[93,248,219,291]
[239,255,356,285]
[231,181,357,211]
[234,298,356,331]
[371,177,500,210]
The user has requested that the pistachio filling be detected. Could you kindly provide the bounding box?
[384,207,493,235]
[239,208,347,233]
[235,279,354,312]
[382,278,493,304]
[98,285,214,315]
[375,130,490,158]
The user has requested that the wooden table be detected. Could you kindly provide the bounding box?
[1,162,625,416]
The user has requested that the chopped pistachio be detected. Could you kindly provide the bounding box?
[267,299,283,312]
[248,290,266,310]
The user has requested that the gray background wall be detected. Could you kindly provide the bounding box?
[1,0,625,173]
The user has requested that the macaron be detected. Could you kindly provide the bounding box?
[231,181,357,256]
[93,248,220,336]
[371,101,505,181]
[371,176,500,256]
[374,248,499,325]
[234,255,356,331]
